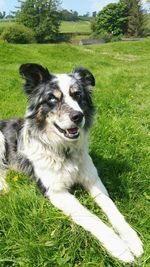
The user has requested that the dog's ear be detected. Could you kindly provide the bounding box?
[73,67,95,112]
[19,63,51,94]
[72,67,95,87]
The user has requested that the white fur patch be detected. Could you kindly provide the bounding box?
[56,74,82,113]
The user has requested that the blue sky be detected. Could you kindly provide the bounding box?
[0,0,148,15]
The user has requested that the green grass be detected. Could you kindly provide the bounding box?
[0,20,91,34]
[0,21,14,27]
[60,21,91,33]
[0,39,149,266]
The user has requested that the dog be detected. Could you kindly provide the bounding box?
[0,63,143,263]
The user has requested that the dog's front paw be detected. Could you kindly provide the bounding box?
[114,246,134,263]
[120,227,143,258]
[103,230,135,263]
[109,240,135,263]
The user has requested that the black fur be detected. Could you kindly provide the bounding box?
[19,63,52,95]
[73,67,95,86]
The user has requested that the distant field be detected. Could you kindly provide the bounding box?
[0,19,91,34]
[0,39,149,266]
[0,20,91,44]
[60,21,91,33]
[0,21,14,28]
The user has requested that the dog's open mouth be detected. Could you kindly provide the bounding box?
[54,123,80,139]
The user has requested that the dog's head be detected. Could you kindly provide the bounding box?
[20,63,95,142]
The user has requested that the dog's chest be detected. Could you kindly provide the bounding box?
[23,141,83,191]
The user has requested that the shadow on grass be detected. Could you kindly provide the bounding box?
[71,152,131,203]
[90,151,131,200]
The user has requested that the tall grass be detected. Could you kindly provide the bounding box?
[0,39,149,266]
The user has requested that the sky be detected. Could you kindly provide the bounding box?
[0,0,149,15]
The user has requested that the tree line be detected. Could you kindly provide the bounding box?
[0,0,150,43]
[0,0,92,43]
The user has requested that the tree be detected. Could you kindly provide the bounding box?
[121,0,144,37]
[61,9,79,21]
[0,11,6,19]
[16,0,61,43]
[96,2,128,36]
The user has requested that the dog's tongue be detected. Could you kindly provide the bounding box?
[67,128,78,134]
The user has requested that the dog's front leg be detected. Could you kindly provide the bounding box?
[85,176,143,259]
[47,189,134,263]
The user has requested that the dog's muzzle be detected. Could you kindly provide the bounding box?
[54,111,84,140]
[54,122,80,139]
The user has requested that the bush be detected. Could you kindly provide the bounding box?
[90,30,112,43]
[0,24,36,44]
[110,35,122,42]
[90,19,97,32]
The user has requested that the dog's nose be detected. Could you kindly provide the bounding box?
[69,111,84,124]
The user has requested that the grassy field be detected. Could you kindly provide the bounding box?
[0,20,91,44]
[0,39,149,267]
[0,21,14,27]
[0,20,91,34]
[60,21,91,33]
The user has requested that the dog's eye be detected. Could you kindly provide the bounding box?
[73,91,82,101]
[48,94,58,104]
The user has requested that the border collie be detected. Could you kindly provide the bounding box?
[0,63,143,263]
